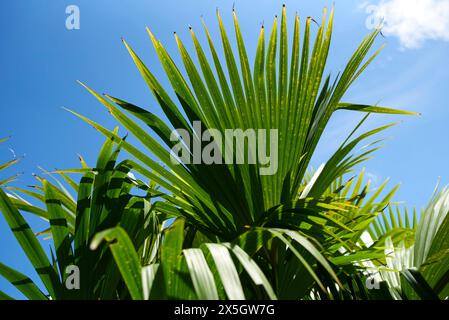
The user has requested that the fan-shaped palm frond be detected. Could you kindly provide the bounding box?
[64,6,418,299]
[0,6,427,301]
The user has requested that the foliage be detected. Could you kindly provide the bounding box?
[0,137,20,186]
[0,6,446,301]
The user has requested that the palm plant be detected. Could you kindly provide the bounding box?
[0,133,164,299]
[0,134,278,300]
[2,6,447,300]
[362,186,449,299]
[65,6,417,299]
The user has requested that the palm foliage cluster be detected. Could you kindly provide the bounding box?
[1,6,448,300]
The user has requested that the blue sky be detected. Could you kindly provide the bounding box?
[1,0,448,298]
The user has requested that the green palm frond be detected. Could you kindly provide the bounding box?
[0,134,163,300]
[1,6,432,301]
[71,6,414,237]
[362,186,449,299]
[64,6,418,299]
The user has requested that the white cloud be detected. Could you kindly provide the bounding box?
[365,0,449,48]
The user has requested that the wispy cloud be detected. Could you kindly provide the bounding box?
[363,0,449,49]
